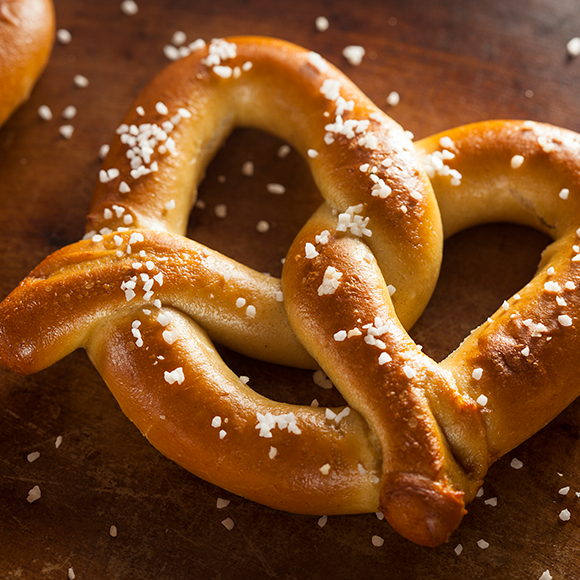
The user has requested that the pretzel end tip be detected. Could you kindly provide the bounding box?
[379,472,466,548]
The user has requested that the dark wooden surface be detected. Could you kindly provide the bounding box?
[1,0,580,578]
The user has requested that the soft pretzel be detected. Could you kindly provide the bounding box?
[0,0,54,127]
[1,37,579,548]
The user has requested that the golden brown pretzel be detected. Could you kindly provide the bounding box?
[0,0,54,127]
[1,37,580,547]
[0,37,446,539]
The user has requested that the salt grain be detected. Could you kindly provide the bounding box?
[315,16,329,31]
[120,0,138,15]
[510,457,524,469]
[510,155,524,169]
[559,508,571,521]
[221,517,234,530]
[57,29,72,44]
[386,91,400,106]
[26,485,41,503]
[371,535,385,547]
[38,105,53,120]
[342,45,365,66]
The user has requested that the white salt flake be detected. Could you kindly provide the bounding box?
[27,451,40,463]
[318,266,343,296]
[216,498,230,509]
[559,508,571,521]
[221,517,234,530]
[510,155,524,169]
[164,367,185,385]
[386,91,400,106]
[315,16,329,31]
[477,539,489,549]
[510,458,524,469]
[472,368,483,380]
[27,485,41,503]
[342,45,365,66]
[110,525,118,537]
[372,535,385,547]
[476,394,488,407]
[567,37,580,57]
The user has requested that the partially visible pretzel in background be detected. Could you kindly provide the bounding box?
[0,0,54,127]
[1,37,580,548]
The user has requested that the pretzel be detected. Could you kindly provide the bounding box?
[1,37,579,548]
[0,0,54,127]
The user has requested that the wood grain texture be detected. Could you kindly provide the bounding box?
[0,0,579,578]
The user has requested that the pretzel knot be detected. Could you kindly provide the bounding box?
[2,37,580,548]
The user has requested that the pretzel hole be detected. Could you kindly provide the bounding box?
[187,128,321,277]
[411,222,551,362]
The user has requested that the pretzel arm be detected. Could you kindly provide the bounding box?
[415,120,580,458]
[0,230,315,374]
[86,306,382,515]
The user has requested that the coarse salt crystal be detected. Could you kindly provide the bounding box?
[38,105,53,120]
[477,539,489,549]
[371,535,385,547]
[305,243,319,259]
[559,508,571,521]
[472,368,483,380]
[510,457,524,469]
[241,160,254,176]
[214,203,227,218]
[334,330,347,341]
[120,0,138,15]
[476,394,488,407]
[27,485,41,503]
[266,183,286,195]
[221,517,234,530]
[315,16,329,31]
[59,125,74,139]
[256,220,270,233]
[318,515,328,527]
[342,45,365,66]
[510,155,524,169]
[269,446,277,459]
[403,365,416,379]
[558,314,573,326]
[216,498,230,509]
[386,91,400,106]
[319,463,331,475]
[559,188,570,200]
[164,367,185,385]
[567,37,580,57]
[110,525,118,537]
[73,74,89,88]
[27,451,40,462]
